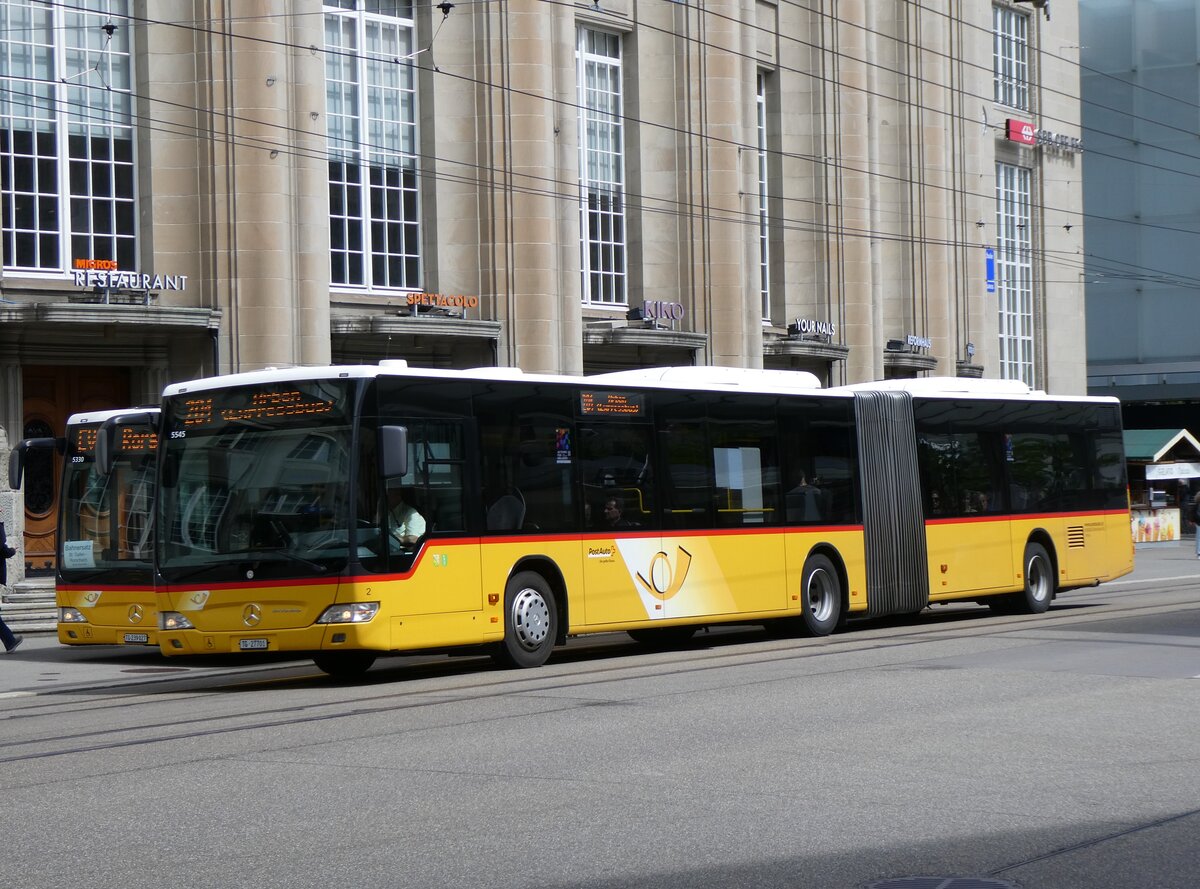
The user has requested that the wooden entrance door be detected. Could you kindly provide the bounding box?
[20,366,131,575]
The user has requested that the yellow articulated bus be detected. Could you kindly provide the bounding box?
[151,363,1132,678]
[9,408,160,646]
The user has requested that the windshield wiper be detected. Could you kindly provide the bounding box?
[161,548,334,583]
[262,549,330,574]
[161,562,221,584]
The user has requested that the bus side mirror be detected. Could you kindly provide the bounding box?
[95,430,114,478]
[379,425,409,479]
[7,437,63,491]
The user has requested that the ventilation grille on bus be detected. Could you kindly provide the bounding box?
[1067,525,1086,548]
[854,390,930,617]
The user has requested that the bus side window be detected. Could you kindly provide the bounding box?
[476,385,576,533]
[779,400,858,525]
[579,423,655,531]
[658,420,712,530]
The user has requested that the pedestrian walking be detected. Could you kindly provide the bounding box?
[1193,490,1200,559]
[0,521,23,653]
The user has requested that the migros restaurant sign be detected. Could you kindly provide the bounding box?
[71,258,188,291]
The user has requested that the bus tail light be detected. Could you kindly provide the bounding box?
[160,611,194,631]
[316,602,380,624]
[59,607,87,623]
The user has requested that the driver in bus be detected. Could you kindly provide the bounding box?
[387,486,427,546]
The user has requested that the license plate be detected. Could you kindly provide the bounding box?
[123,633,150,644]
[239,638,269,651]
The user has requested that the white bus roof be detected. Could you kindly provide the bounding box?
[163,364,1115,405]
[67,406,161,426]
[163,363,832,399]
[830,377,1120,404]
[589,365,824,393]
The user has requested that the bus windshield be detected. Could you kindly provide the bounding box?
[59,422,157,584]
[156,379,360,584]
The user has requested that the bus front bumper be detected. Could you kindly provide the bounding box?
[157,621,389,657]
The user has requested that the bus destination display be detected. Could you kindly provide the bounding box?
[180,388,339,429]
[117,427,158,454]
[71,425,100,455]
[579,390,646,417]
[70,424,156,458]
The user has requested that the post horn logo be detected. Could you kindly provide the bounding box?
[242,603,262,627]
[636,546,693,601]
[127,604,144,624]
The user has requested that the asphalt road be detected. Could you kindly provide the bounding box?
[2,542,1199,889]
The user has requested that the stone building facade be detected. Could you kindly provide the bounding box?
[0,0,1083,601]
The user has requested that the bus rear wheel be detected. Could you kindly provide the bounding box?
[1018,541,1054,613]
[990,541,1054,615]
[494,571,558,668]
[313,651,377,679]
[798,552,842,636]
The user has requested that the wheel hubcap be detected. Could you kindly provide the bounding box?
[806,568,835,622]
[512,587,551,651]
[1027,555,1049,602]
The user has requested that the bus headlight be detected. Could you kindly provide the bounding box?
[316,602,380,624]
[159,611,194,631]
[59,607,87,623]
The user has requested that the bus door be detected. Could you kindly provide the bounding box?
[914,412,1012,599]
[656,400,787,621]
[578,421,661,626]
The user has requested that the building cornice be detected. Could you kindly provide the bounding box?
[0,301,220,329]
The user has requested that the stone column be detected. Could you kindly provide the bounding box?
[504,0,566,373]
[167,1,330,373]
[700,0,752,368]
[832,0,879,383]
[134,362,171,408]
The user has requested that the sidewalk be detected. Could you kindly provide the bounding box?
[2,542,1199,698]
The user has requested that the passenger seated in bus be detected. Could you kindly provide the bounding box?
[963,491,988,514]
[486,488,526,531]
[602,496,637,530]
[387,486,426,545]
[786,475,823,522]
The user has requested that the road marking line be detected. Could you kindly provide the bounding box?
[1106,574,1200,588]
[0,691,36,700]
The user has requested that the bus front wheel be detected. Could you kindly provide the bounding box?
[798,553,842,636]
[313,651,377,679]
[494,571,558,668]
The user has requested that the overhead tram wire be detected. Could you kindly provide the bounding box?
[5,9,1200,291]
[11,0,1200,246]
[13,0,1200,167]
[5,76,1199,297]
[7,5,1200,292]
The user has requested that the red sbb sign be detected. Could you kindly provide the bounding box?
[1007,118,1036,145]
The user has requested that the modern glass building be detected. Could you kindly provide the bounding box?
[1080,0,1200,534]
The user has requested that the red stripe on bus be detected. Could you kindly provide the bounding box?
[57,584,157,593]
[925,508,1126,526]
[158,525,871,591]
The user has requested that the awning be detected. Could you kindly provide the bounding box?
[1123,429,1200,463]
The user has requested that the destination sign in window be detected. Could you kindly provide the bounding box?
[579,390,646,418]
